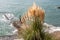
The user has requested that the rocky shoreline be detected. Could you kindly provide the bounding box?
[0,30,60,40]
[0,35,17,40]
[0,34,24,40]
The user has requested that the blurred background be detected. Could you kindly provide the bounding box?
[0,0,60,36]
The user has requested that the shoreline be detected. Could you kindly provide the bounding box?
[0,34,24,40]
[0,23,60,40]
[0,34,18,40]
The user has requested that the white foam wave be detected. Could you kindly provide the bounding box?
[0,13,14,22]
[0,13,60,34]
[9,23,18,34]
[12,29,18,34]
[0,13,19,24]
[43,23,60,33]
[0,13,18,34]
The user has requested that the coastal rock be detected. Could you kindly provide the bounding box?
[57,7,60,9]
[43,23,60,33]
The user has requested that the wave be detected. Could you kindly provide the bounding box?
[0,13,14,23]
[43,23,60,33]
[0,13,60,35]
[0,13,18,35]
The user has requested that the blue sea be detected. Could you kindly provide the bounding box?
[0,0,60,36]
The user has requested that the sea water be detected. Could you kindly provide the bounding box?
[0,0,60,36]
